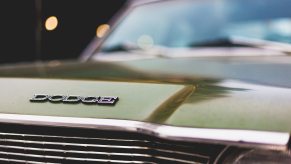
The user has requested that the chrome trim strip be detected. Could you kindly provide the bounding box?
[2,138,148,149]
[0,158,58,164]
[0,145,151,157]
[0,145,202,163]
[0,132,145,142]
[155,156,197,164]
[0,151,150,163]
[0,113,289,149]
[0,136,209,159]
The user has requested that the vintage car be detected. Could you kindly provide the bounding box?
[0,0,290,163]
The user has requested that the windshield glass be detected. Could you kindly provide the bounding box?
[99,0,291,52]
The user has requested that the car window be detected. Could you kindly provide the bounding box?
[99,0,291,52]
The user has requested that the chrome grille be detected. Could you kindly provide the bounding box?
[0,123,225,163]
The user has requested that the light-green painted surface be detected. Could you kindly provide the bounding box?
[0,78,191,121]
[0,56,291,133]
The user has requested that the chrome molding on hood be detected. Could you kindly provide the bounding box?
[0,113,289,150]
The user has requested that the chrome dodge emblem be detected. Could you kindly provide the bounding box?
[30,94,118,105]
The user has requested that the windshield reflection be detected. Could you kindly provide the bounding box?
[99,0,291,55]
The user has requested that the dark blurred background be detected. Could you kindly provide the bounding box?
[0,0,126,64]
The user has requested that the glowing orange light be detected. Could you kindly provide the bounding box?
[96,24,110,38]
[45,16,58,31]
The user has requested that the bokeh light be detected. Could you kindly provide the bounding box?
[137,35,154,49]
[96,24,110,38]
[45,16,58,31]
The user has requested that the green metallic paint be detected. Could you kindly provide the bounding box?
[168,80,291,132]
[0,56,291,133]
[145,85,194,123]
[0,78,190,121]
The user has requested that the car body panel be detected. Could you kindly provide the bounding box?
[0,56,291,133]
[0,78,192,121]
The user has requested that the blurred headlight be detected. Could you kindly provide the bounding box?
[223,149,291,163]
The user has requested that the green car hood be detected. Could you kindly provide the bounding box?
[0,56,291,133]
